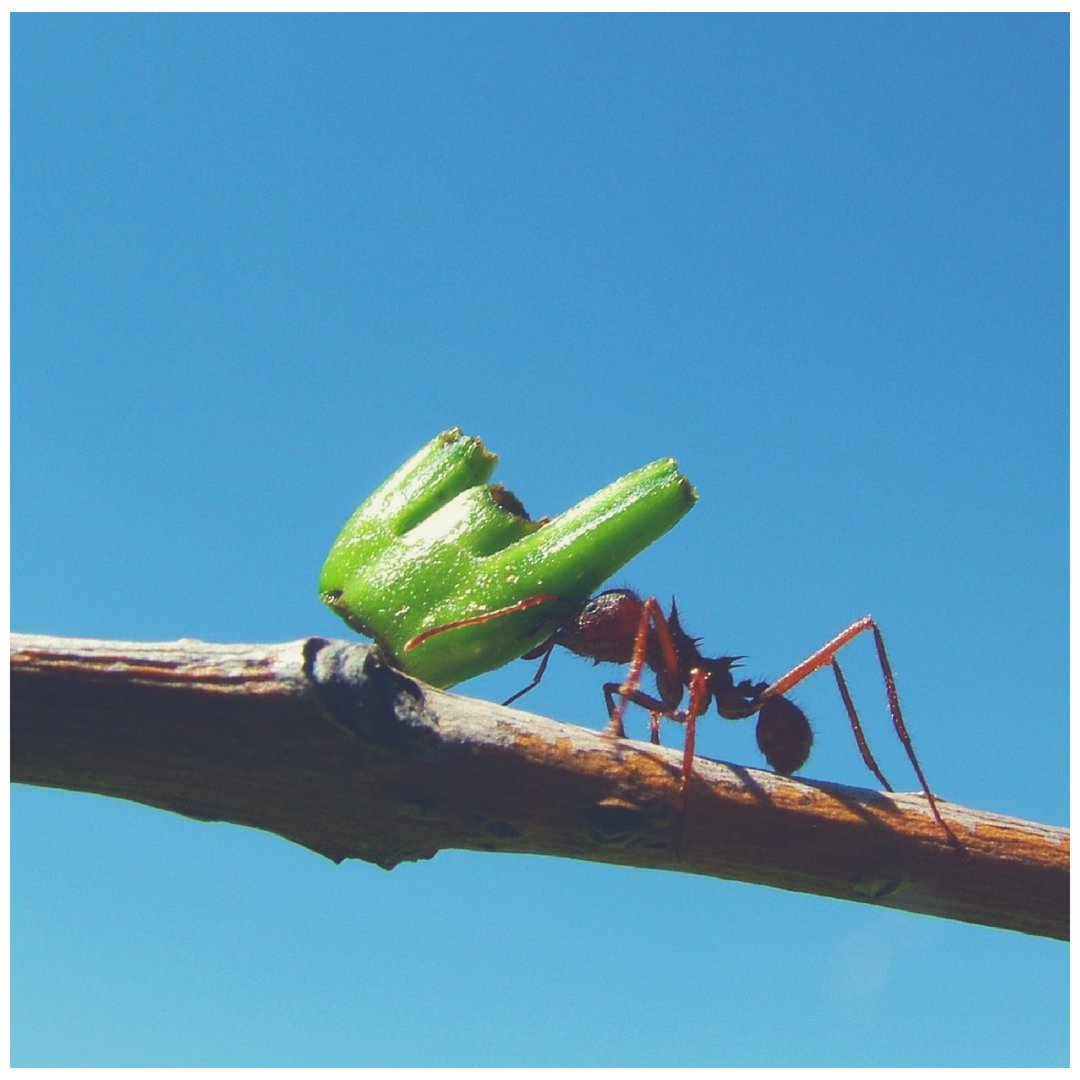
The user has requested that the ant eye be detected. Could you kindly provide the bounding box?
[756,696,813,775]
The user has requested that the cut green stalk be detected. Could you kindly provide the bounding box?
[319,428,696,688]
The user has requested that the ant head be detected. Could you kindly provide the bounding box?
[555,589,644,665]
[755,695,813,775]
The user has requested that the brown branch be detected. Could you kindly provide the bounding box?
[10,632,1068,941]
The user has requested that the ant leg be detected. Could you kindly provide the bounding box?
[678,667,710,809]
[671,667,710,852]
[866,623,946,832]
[830,658,894,792]
[600,673,702,851]
[605,597,681,738]
[602,682,669,738]
[761,615,878,699]
[762,616,949,835]
[502,640,556,707]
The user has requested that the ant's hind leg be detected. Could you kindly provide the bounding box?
[830,658,893,791]
[762,616,950,837]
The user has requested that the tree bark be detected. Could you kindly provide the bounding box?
[10,632,1068,941]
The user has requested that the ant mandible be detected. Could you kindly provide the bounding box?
[406,588,948,834]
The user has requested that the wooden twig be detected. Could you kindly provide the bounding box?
[10,632,1068,941]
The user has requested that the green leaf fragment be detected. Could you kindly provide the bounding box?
[319,427,696,688]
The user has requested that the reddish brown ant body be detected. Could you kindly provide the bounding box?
[503,589,815,775]
[407,586,948,835]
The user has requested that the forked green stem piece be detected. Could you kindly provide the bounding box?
[319,428,696,687]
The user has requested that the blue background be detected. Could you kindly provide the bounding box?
[11,13,1068,1067]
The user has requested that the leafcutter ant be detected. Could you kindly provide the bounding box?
[406,588,949,836]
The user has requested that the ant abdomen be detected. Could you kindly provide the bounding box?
[755,695,814,776]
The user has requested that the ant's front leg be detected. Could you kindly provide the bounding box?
[602,682,670,737]
[603,596,682,738]
[502,637,556,707]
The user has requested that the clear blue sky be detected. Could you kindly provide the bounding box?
[11,13,1067,1067]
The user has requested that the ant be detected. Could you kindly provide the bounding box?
[406,588,949,836]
